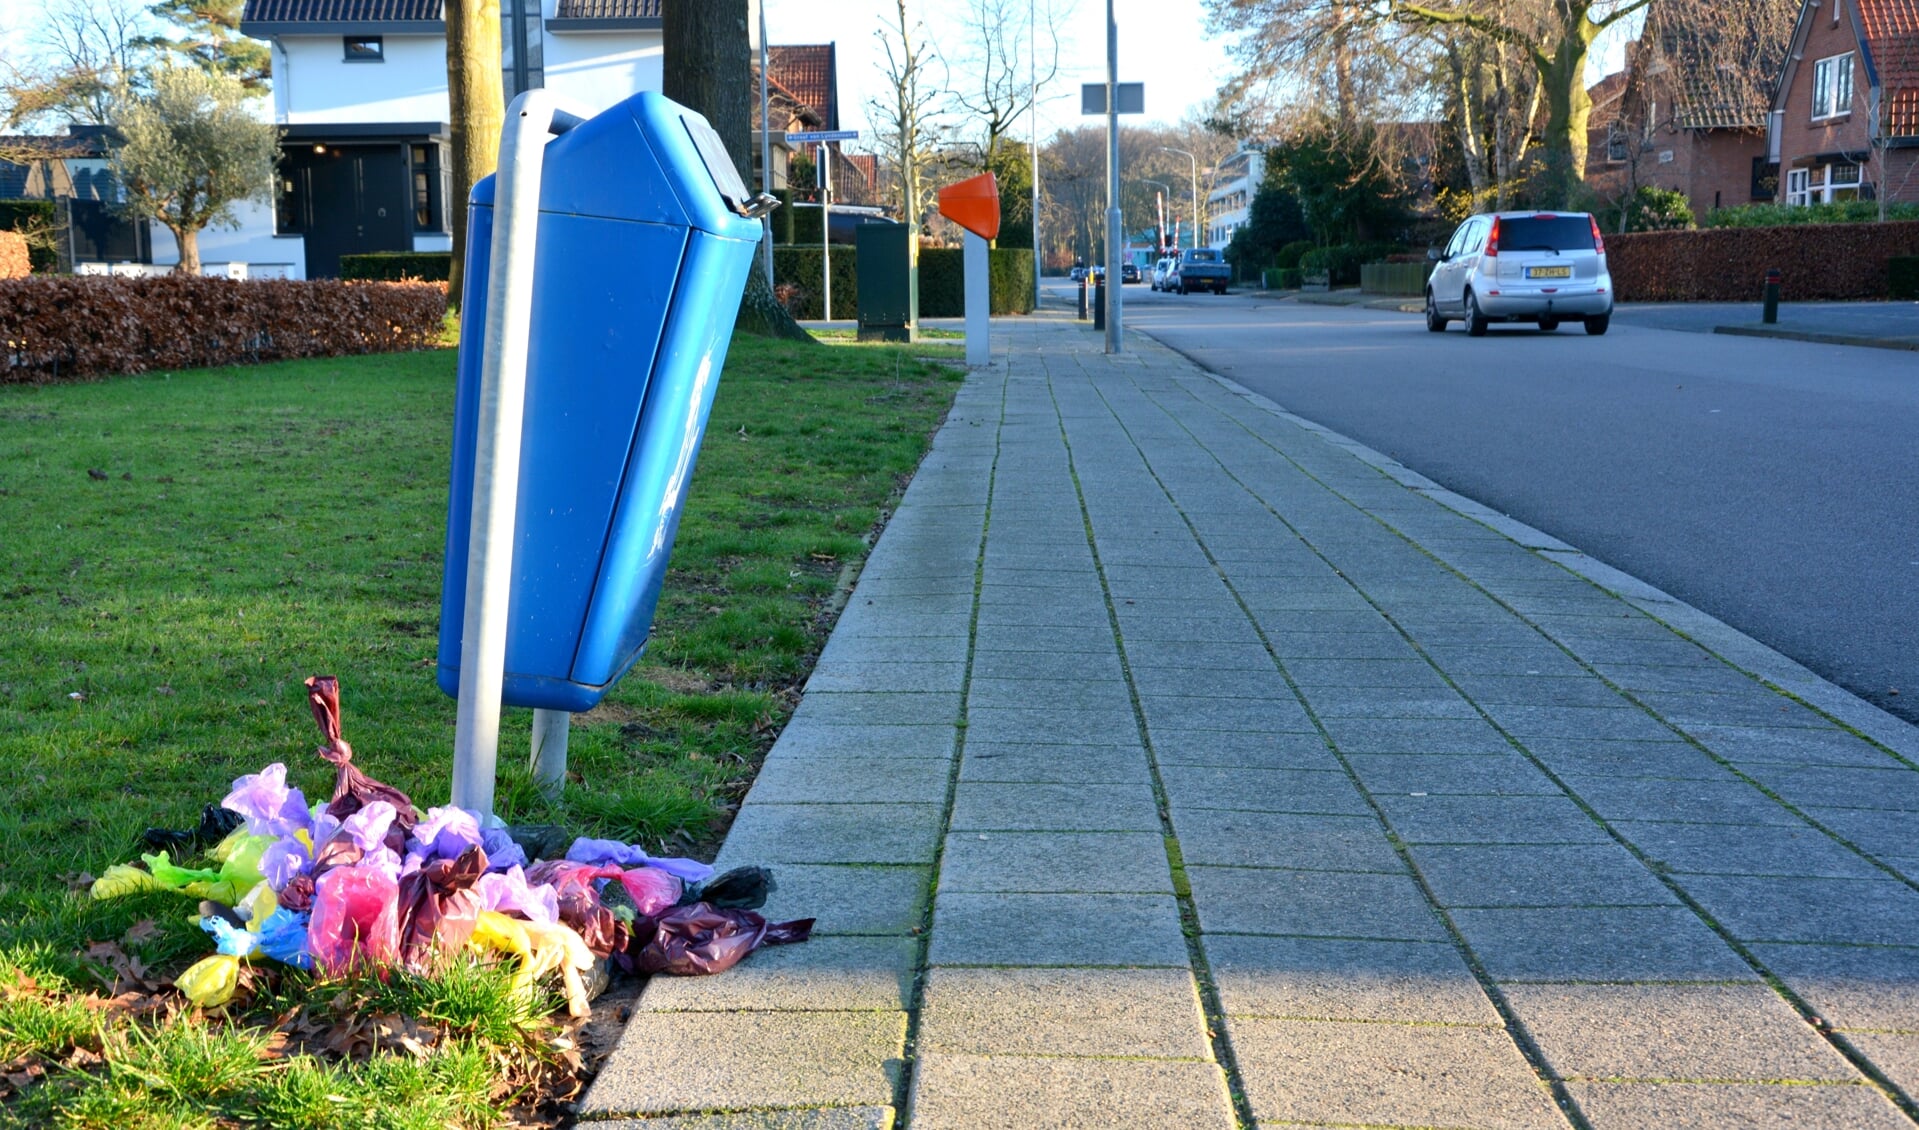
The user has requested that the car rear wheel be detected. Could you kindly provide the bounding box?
[1539,319,1559,332]
[1425,292,1448,333]
[1584,313,1610,336]
[1178,281,1188,295]
[1465,291,1489,337]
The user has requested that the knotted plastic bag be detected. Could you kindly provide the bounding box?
[305,675,417,832]
[307,859,399,976]
[395,844,488,972]
[630,903,814,977]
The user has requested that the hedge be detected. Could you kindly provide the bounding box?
[0,231,27,279]
[1703,200,1919,229]
[1893,257,1919,300]
[770,245,1035,320]
[1605,221,1919,302]
[0,200,58,274]
[1263,267,1303,289]
[0,276,447,382]
[339,251,453,281]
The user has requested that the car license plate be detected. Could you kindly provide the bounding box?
[1527,265,1572,279]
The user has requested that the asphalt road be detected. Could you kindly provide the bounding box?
[1066,278,1919,725]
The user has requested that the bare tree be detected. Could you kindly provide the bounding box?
[108,63,278,275]
[4,0,158,128]
[1439,21,1540,210]
[662,0,809,340]
[444,0,504,312]
[947,0,1069,168]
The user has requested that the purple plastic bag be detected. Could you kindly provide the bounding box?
[630,902,814,976]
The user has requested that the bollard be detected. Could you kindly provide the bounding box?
[1093,274,1106,330]
[1078,276,1089,320]
[1763,268,1782,325]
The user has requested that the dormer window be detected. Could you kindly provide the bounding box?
[344,36,384,62]
[1812,52,1853,119]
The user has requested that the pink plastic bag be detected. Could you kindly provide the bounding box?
[307,860,400,976]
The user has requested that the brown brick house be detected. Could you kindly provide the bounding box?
[1769,0,1919,204]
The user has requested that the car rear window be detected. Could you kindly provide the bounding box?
[1186,249,1219,261]
[1497,215,1595,251]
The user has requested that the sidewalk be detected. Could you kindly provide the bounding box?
[580,310,1919,1129]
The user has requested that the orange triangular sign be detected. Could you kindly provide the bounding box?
[938,173,1001,241]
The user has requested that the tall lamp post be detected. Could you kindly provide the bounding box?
[1157,146,1199,248]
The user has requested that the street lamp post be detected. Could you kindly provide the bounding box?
[1157,146,1199,249]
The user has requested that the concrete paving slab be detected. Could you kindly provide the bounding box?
[927,892,1190,967]
[907,1054,1235,1130]
[1229,1016,1564,1130]
[917,967,1212,1058]
[1844,1032,1919,1100]
[1320,715,1515,754]
[786,692,961,728]
[638,936,918,1014]
[1479,704,1679,743]
[1503,982,1862,1082]
[737,865,930,937]
[967,648,1124,682]
[1679,724,1907,769]
[1452,673,1636,707]
[1745,943,1919,1031]
[1450,906,1759,982]
[1519,738,1731,780]
[1281,657,1452,688]
[585,1110,894,1130]
[957,741,1150,784]
[963,677,1132,712]
[1564,1081,1908,1129]
[1615,820,1886,880]
[804,661,967,694]
[1374,793,1611,845]
[1148,729,1337,769]
[745,756,951,806]
[1186,865,1447,940]
[767,724,958,761]
[1800,806,1919,862]
[1677,875,1919,946]
[947,781,1160,832]
[1346,752,1564,796]
[579,1011,906,1118]
[1168,809,1405,873]
[963,705,1142,746]
[1556,773,1800,826]
[1409,843,1680,909]
[1204,934,1499,1024]
[1740,764,1919,813]
[1261,629,1423,661]
[1157,765,1369,815]
[1135,694,1315,733]
[715,804,944,867]
[817,634,970,666]
[939,830,1172,894]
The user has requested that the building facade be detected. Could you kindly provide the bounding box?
[1206,149,1264,251]
[1768,0,1919,206]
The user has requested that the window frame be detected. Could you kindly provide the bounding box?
[343,36,385,62]
[1811,52,1854,121]
[1785,167,1811,206]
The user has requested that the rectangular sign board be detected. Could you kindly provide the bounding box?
[787,130,860,142]
[1081,83,1144,115]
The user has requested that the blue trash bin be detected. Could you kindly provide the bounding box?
[437,90,766,712]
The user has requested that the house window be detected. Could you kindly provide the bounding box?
[276,168,305,233]
[1786,167,1810,206]
[1826,162,1863,201]
[1812,53,1853,119]
[344,36,384,62]
[411,144,445,232]
[1607,126,1629,163]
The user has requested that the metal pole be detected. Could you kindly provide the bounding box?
[758,0,774,283]
[452,90,584,818]
[1031,0,1041,307]
[821,143,832,322]
[530,707,568,796]
[1103,0,1121,354]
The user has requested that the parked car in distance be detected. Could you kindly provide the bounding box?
[1121,262,1141,284]
[1150,256,1176,291]
[1168,248,1230,294]
[1070,266,1087,281]
[1425,211,1613,336]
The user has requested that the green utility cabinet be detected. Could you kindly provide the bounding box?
[857,222,915,342]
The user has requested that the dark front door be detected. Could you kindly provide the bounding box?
[297,145,410,278]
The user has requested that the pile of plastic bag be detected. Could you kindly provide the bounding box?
[92,676,812,1015]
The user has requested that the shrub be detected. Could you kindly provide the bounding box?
[0,275,447,382]
[1891,256,1919,300]
[1606,221,1919,301]
[1264,266,1303,289]
[1704,200,1919,228]
[773,246,1035,319]
[0,231,27,279]
[0,200,59,273]
[772,245,861,319]
[1274,240,1315,270]
[339,251,453,281]
[1621,186,1694,232]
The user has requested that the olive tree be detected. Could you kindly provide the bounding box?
[108,64,278,275]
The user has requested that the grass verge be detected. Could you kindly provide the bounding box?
[0,330,966,1124]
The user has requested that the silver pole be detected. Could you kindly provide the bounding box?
[453,90,578,817]
[530,707,569,797]
[1031,0,1040,306]
[759,1,774,282]
[821,143,832,322]
[1103,0,1121,354]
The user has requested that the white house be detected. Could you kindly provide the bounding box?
[1206,148,1264,251]
[211,0,666,278]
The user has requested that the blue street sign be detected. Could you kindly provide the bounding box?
[787,129,860,142]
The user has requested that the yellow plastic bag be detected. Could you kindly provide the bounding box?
[469,911,595,1017]
[90,864,169,900]
[176,953,240,1008]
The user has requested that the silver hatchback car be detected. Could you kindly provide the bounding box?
[1426,211,1614,336]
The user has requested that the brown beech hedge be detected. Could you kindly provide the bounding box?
[0,275,447,383]
[0,232,28,280]
[1607,221,1919,302]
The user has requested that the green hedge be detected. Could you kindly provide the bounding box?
[1263,267,1303,290]
[772,245,1035,320]
[1704,201,1919,229]
[1274,240,1315,270]
[339,251,452,281]
[0,200,60,274]
[1298,242,1401,286]
[1891,256,1919,300]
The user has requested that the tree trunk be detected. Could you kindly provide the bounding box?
[1533,16,1599,209]
[664,0,811,342]
[171,223,200,276]
[445,0,504,314]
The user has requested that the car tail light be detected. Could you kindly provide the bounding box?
[1590,214,1606,255]
[1485,216,1501,258]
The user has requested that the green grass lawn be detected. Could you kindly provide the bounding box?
[0,331,964,1125]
